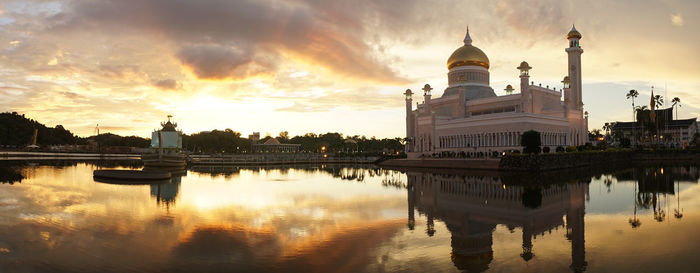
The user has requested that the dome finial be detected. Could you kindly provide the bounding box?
[463,25,472,45]
[567,24,582,39]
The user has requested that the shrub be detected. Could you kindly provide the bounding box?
[521,130,542,154]
[555,146,565,153]
[542,146,551,153]
[566,146,578,152]
[595,141,608,150]
[620,138,631,148]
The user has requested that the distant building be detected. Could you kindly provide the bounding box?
[404,26,588,157]
[150,117,183,150]
[249,132,260,144]
[252,138,300,153]
[611,107,697,148]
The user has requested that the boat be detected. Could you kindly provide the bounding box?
[93,169,171,185]
[142,115,187,169]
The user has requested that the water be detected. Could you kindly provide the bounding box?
[1,161,699,273]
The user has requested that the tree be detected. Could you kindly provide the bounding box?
[626,89,639,121]
[653,94,664,109]
[521,130,541,154]
[602,122,611,137]
[277,131,290,143]
[671,97,681,120]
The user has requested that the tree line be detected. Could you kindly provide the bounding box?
[184,130,404,155]
[1,112,404,154]
[0,112,149,148]
[0,112,83,146]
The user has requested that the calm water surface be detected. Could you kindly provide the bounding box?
[1,161,699,273]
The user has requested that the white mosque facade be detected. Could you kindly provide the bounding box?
[404,26,588,156]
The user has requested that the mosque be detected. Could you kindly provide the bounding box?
[404,26,588,156]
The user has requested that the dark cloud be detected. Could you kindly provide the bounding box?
[50,0,415,83]
[95,64,142,80]
[175,44,274,80]
[495,0,573,39]
[153,79,182,90]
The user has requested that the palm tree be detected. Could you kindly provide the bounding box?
[653,94,664,109]
[603,122,611,138]
[626,89,639,121]
[635,106,651,144]
[671,97,681,120]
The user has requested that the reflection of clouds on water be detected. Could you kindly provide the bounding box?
[0,163,409,272]
[1,162,700,272]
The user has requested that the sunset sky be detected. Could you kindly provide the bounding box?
[0,0,698,138]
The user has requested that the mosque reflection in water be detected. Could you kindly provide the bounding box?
[408,173,579,273]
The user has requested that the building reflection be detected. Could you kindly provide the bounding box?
[150,170,185,208]
[406,172,589,272]
[613,166,698,226]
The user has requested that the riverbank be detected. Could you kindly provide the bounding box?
[1,151,140,160]
[189,154,380,166]
[379,151,700,171]
[376,158,500,170]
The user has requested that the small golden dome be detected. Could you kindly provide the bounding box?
[447,45,490,70]
[566,25,582,39]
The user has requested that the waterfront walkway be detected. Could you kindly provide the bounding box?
[1,151,140,160]
[379,158,500,170]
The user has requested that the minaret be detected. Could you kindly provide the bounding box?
[422,84,434,151]
[518,61,532,113]
[566,25,583,111]
[422,84,432,111]
[404,89,414,153]
[562,76,574,116]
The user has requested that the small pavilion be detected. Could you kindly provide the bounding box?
[252,138,301,153]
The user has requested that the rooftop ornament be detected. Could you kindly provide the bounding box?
[422,84,433,96]
[517,61,532,77]
[404,89,413,100]
[504,84,514,95]
[561,76,571,89]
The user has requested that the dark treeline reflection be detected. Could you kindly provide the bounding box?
[0,159,142,184]
[189,164,407,188]
[0,165,23,184]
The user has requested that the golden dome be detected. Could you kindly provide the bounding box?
[447,45,490,70]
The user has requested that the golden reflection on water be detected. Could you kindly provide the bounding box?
[0,163,410,272]
[0,163,699,272]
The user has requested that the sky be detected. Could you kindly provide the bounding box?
[0,0,699,138]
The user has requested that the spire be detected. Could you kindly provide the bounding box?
[463,26,472,45]
[650,87,655,110]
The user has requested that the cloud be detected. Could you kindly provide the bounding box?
[49,0,411,84]
[153,79,182,90]
[495,0,572,39]
[175,44,274,80]
[671,13,684,26]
